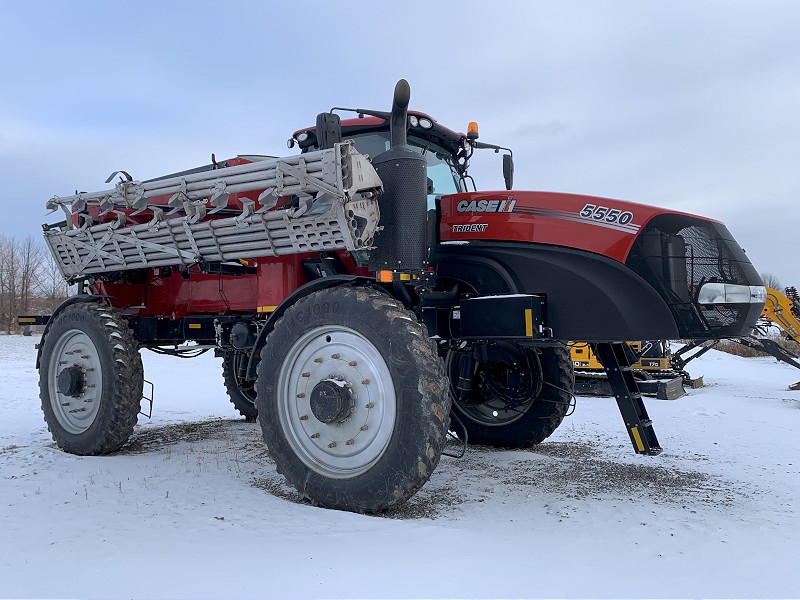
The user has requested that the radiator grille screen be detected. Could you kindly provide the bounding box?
[626,214,762,338]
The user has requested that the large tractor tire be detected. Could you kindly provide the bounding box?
[447,343,572,449]
[38,302,144,455]
[256,287,450,513]
[222,351,258,421]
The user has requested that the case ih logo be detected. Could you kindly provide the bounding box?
[452,224,488,233]
[456,198,516,213]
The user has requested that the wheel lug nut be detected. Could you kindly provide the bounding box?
[360,425,368,431]
[350,407,356,413]
[361,379,370,385]
[314,357,323,364]
[365,402,374,409]
[296,393,305,398]
[310,433,320,439]
[346,439,355,446]
[328,442,336,448]
[348,361,357,366]
[331,353,340,359]
[301,372,310,377]
[299,415,308,420]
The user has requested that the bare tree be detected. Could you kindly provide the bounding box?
[761,272,782,290]
[0,235,20,333]
[0,235,70,332]
[34,248,70,313]
[18,235,43,316]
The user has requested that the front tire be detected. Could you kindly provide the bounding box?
[447,343,572,448]
[39,302,144,455]
[256,287,450,513]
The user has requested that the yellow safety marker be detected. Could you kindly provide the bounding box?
[630,425,646,453]
[188,323,202,330]
[18,317,37,323]
[524,308,534,337]
[257,306,278,313]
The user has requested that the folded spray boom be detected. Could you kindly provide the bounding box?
[43,142,382,280]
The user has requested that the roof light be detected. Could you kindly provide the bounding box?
[419,117,433,129]
[408,115,419,127]
[297,131,309,142]
[467,121,479,140]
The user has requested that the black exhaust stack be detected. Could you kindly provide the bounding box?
[369,80,428,276]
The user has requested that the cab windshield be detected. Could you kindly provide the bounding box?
[346,131,465,198]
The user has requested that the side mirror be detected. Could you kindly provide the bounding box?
[502,154,514,190]
[315,112,342,150]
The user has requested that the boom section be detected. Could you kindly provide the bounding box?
[42,142,382,280]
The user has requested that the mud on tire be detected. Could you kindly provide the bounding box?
[256,286,451,513]
[39,302,144,455]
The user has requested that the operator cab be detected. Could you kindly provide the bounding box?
[289,112,513,205]
[344,130,463,208]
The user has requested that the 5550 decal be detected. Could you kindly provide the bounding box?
[579,203,634,225]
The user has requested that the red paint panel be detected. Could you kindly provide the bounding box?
[97,267,258,318]
[440,190,717,263]
[256,254,309,309]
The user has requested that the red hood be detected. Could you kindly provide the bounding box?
[439,190,720,263]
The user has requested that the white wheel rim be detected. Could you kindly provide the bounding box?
[47,329,103,434]
[276,325,396,479]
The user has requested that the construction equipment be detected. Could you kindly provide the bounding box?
[762,287,800,343]
[570,341,691,400]
[571,341,670,372]
[34,80,767,512]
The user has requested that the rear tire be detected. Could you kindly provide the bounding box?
[222,351,258,421]
[447,343,572,448]
[39,302,143,455]
[256,287,450,513]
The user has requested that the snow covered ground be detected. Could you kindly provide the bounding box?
[1,334,798,599]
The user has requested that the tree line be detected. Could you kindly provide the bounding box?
[0,234,70,333]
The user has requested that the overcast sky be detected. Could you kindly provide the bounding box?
[1,0,797,285]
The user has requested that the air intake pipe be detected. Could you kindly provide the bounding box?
[368,80,428,274]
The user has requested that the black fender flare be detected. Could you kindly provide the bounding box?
[435,242,680,342]
[245,275,385,381]
[35,295,111,369]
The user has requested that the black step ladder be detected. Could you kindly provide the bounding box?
[593,342,662,455]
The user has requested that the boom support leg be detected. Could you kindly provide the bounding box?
[593,342,662,455]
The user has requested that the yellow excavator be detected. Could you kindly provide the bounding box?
[760,287,800,389]
[570,341,690,400]
[763,286,800,343]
